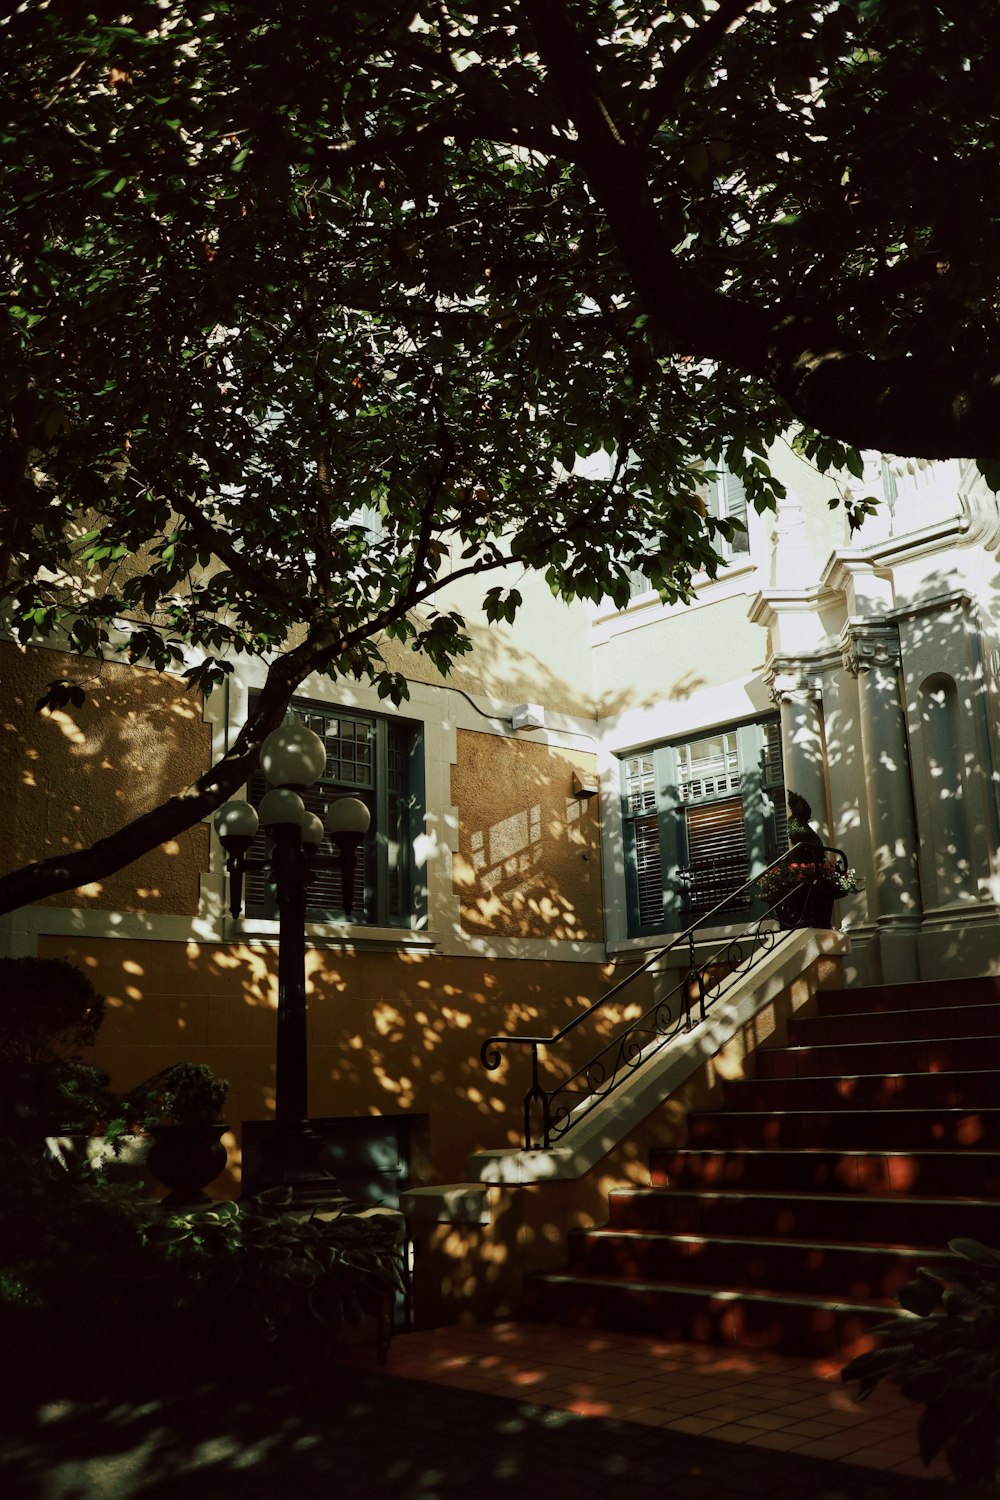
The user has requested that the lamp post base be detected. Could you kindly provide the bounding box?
[246,1121,348,1210]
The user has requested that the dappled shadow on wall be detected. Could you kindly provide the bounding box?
[826,564,1000,917]
[1,645,211,914]
[451,738,604,943]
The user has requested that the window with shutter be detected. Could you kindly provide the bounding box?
[633,814,665,927]
[244,699,421,927]
[620,716,786,935]
[623,753,664,926]
[625,464,751,598]
[677,731,741,801]
[706,468,750,559]
[681,797,751,914]
[762,719,788,853]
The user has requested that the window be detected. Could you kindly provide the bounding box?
[627,466,750,599]
[620,718,785,934]
[245,699,424,927]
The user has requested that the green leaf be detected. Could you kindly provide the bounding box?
[976,459,1000,494]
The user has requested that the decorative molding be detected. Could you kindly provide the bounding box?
[887,587,974,626]
[747,586,842,629]
[591,559,760,644]
[767,665,824,706]
[841,623,902,677]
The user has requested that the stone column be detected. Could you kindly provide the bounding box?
[842,623,922,971]
[769,669,830,844]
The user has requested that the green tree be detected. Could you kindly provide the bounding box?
[2,1,997,911]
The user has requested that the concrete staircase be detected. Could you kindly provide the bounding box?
[525,976,1000,1356]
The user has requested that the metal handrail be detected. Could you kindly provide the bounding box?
[480,843,849,1149]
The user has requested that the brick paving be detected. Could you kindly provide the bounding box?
[344,1319,956,1490]
[2,1320,959,1499]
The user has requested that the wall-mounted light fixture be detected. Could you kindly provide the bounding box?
[510,703,545,731]
[572,769,599,799]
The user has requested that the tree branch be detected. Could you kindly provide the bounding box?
[0,541,512,914]
[522,0,628,153]
[635,0,765,147]
[523,0,1000,457]
[0,621,343,916]
[171,495,296,603]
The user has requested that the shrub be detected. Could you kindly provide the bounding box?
[127,1062,229,1126]
[147,1187,403,1356]
[0,958,117,1135]
[0,956,105,1064]
[1,1140,401,1392]
[842,1238,1000,1490]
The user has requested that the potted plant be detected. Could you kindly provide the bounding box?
[755,855,862,929]
[129,1062,230,1207]
[755,791,862,928]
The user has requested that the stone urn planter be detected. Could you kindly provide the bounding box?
[127,1061,230,1206]
[758,791,862,931]
[776,883,837,930]
[146,1123,230,1206]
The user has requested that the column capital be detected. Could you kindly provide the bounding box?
[767,663,823,706]
[841,622,902,677]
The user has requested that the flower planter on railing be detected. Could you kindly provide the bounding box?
[757,855,862,931]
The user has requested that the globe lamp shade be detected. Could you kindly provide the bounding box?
[261,724,326,790]
[325,796,372,837]
[258,786,307,830]
[301,811,325,848]
[214,800,260,845]
[213,799,259,920]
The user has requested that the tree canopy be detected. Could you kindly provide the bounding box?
[2,0,998,911]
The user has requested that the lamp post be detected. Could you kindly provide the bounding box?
[214,723,371,1205]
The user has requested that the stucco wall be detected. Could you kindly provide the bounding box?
[285,557,598,717]
[0,642,211,914]
[450,730,604,941]
[592,590,767,723]
[40,935,630,1188]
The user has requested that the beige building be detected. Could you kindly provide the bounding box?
[3,449,1000,1315]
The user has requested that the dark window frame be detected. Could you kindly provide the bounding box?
[244,696,425,928]
[620,717,785,936]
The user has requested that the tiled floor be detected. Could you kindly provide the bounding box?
[360,1320,951,1484]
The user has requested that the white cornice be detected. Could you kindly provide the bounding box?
[748,585,842,628]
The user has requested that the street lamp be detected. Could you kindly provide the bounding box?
[213,723,371,1205]
[326,793,371,918]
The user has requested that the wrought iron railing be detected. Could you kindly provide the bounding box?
[677,854,753,917]
[480,845,848,1150]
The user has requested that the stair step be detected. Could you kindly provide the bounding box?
[533,972,1000,1358]
[758,1033,1000,1078]
[650,1147,1000,1197]
[687,1106,1000,1150]
[724,1070,1000,1111]
[788,1002,1000,1047]
[816,977,1000,1015]
[524,1272,891,1357]
[607,1187,1000,1244]
[565,1228,929,1300]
